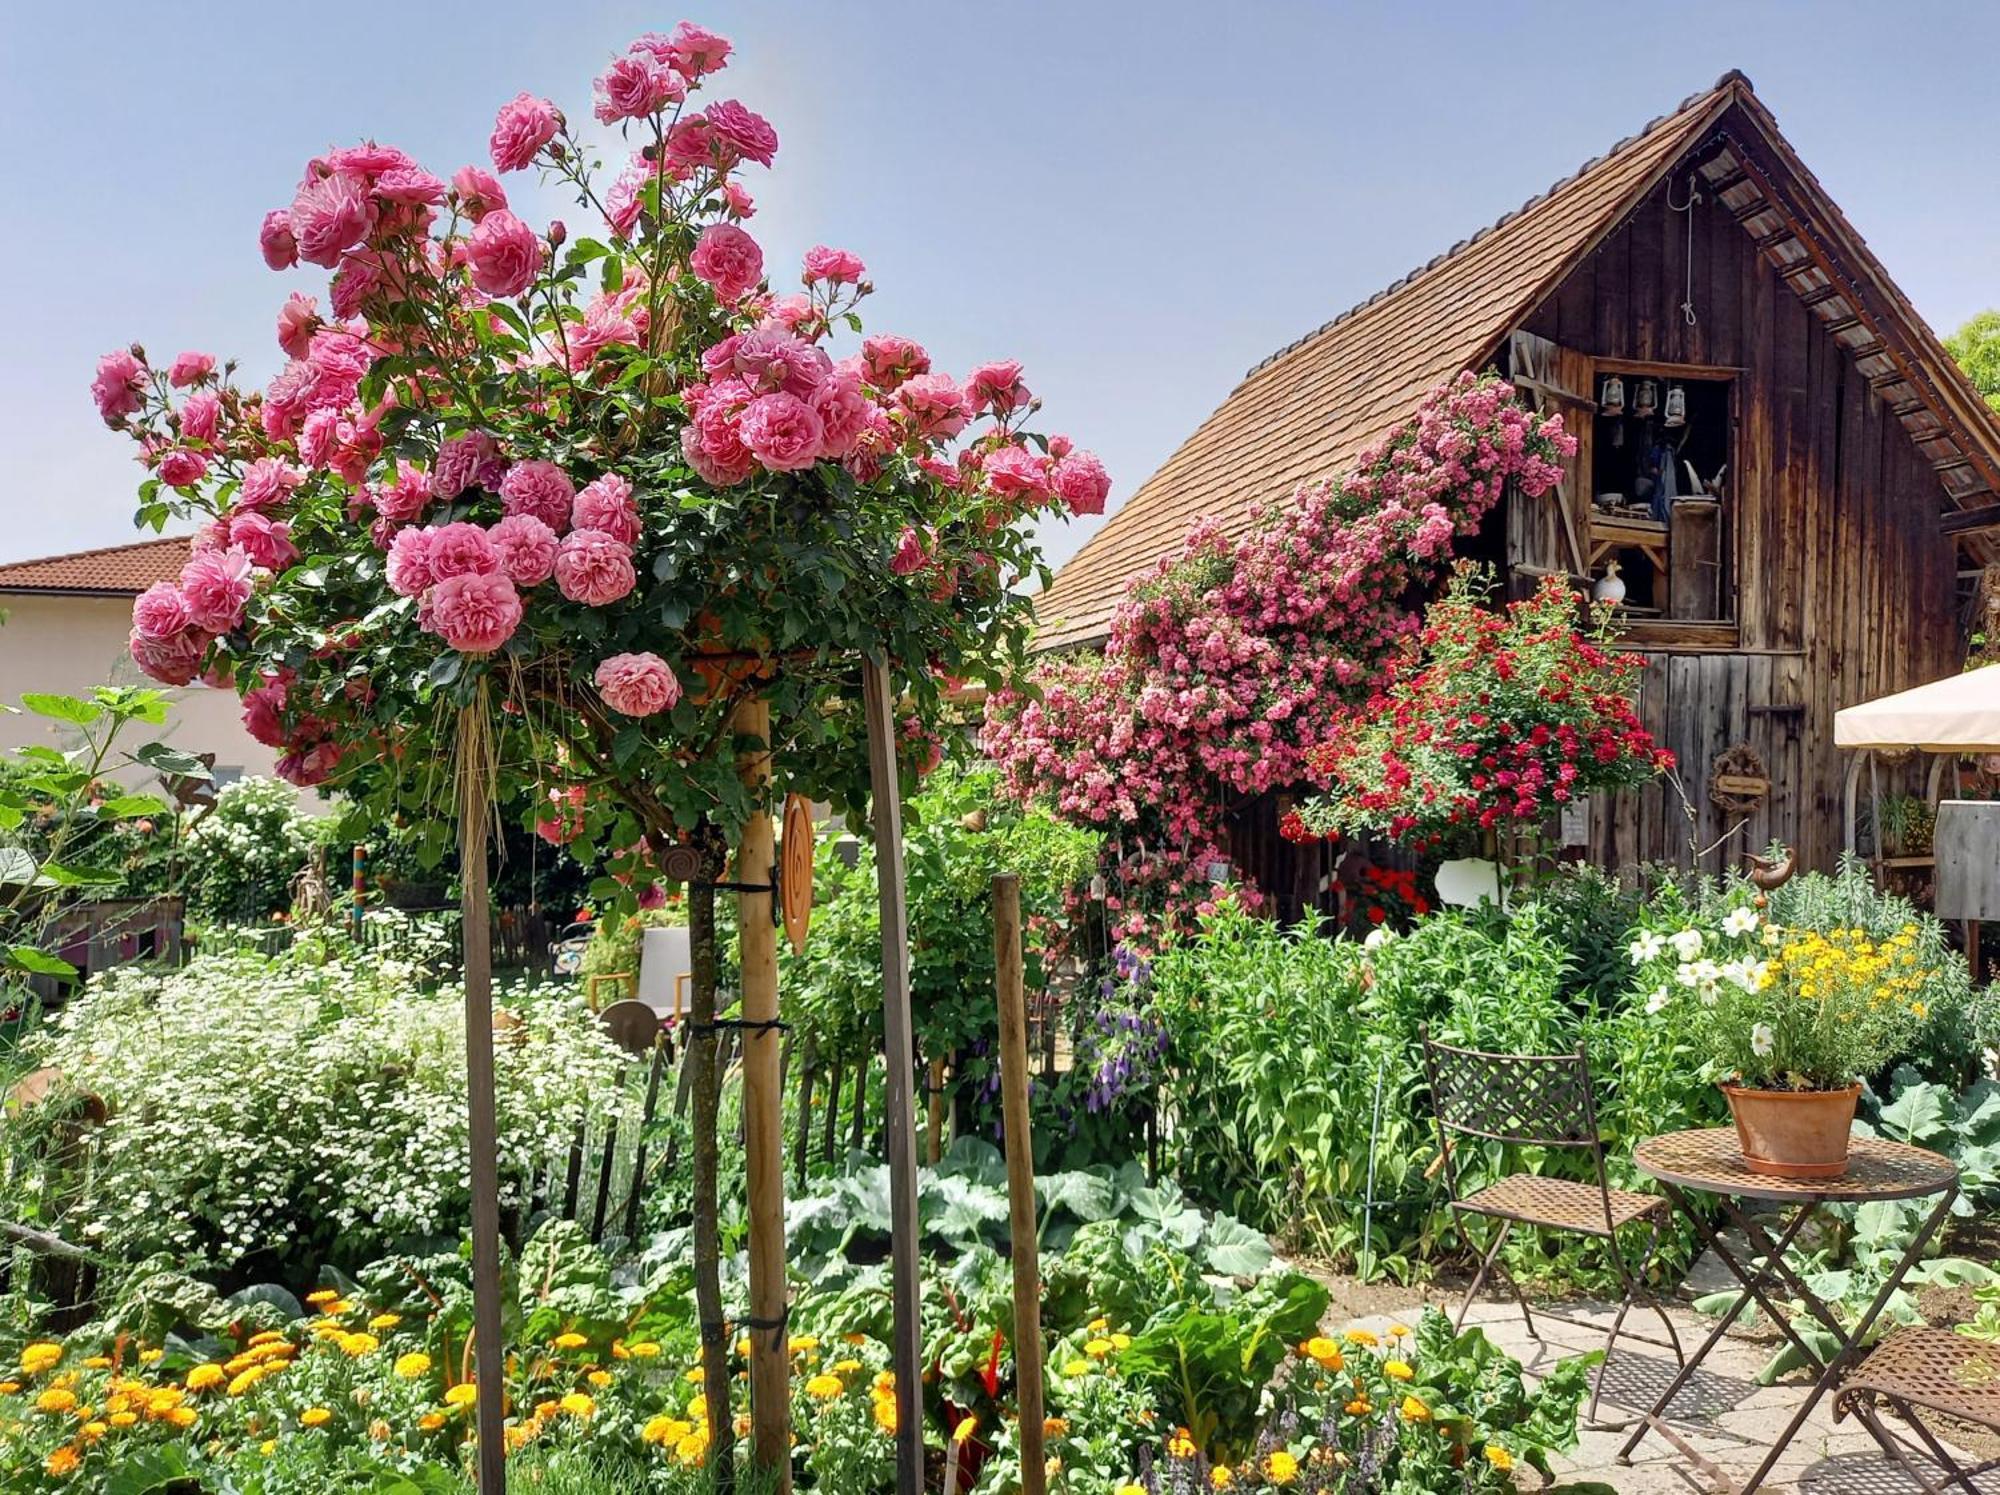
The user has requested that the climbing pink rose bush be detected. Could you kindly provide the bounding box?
[983,373,1571,939]
[97,20,1105,894]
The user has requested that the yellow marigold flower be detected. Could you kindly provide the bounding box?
[1118,1487,1147,1495]
[735,1336,752,1357]
[45,1447,80,1477]
[36,1388,78,1414]
[1400,1395,1431,1423]
[225,1368,264,1398]
[110,1409,139,1428]
[1388,1323,1411,1338]
[82,1356,111,1370]
[1485,1444,1514,1471]
[301,1406,333,1429]
[832,1358,863,1374]
[1088,1316,1110,1333]
[1913,1002,1928,1019]
[186,1364,226,1393]
[247,1331,283,1347]
[552,1332,589,1351]
[559,1392,595,1419]
[788,1335,820,1355]
[148,1386,185,1412]
[137,1348,162,1365]
[534,1399,561,1421]
[1063,1358,1093,1377]
[1085,1337,1114,1358]
[305,1290,339,1306]
[1384,1360,1414,1381]
[1111,1332,1132,1350]
[675,1431,708,1466]
[368,1313,400,1331]
[1167,1427,1197,1459]
[1044,1416,1070,1438]
[842,1332,869,1346]
[953,1414,979,1445]
[167,1406,197,1429]
[1265,1450,1300,1485]
[0,1382,18,1395]
[586,1369,613,1389]
[642,1413,692,1445]
[1344,1328,1379,1348]
[259,1439,276,1456]
[804,1373,844,1400]
[683,1367,705,1384]
[394,1352,432,1380]
[1300,1336,1343,1370]
[418,1411,446,1433]
[1211,1468,1234,1490]
[1344,1397,1373,1417]
[20,1343,61,1376]
[871,1394,898,1435]
[504,1422,539,1454]
[626,1340,661,1358]
[871,1370,895,1394]
[337,1332,380,1357]
[325,1299,356,1316]
[444,1383,480,1409]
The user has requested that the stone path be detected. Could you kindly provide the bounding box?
[1347,1297,2000,1493]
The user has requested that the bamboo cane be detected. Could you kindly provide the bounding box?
[994,873,1045,1495]
[734,696,790,1490]
[456,702,506,1495]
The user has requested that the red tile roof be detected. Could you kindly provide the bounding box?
[0,536,191,596]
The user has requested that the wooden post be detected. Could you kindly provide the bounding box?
[350,843,366,943]
[687,862,733,1484]
[862,656,926,1495]
[456,705,507,1495]
[993,872,1045,1495]
[926,1056,945,1165]
[733,696,790,1490]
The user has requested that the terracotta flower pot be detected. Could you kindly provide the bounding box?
[1720,1082,1861,1180]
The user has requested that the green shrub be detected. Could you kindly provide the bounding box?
[183,776,321,922]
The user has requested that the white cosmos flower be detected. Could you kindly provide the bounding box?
[1645,987,1671,1015]
[1670,928,1705,960]
[1722,907,1760,937]
[1722,959,1762,994]
[1628,931,1667,965]
[1751,1022,1776,1058]
[1363,927,1395,951]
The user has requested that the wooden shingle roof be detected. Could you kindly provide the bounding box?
[1035,71,2000,650]
[0,536,190,596]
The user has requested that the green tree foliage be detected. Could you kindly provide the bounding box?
[1945,309,2000,411]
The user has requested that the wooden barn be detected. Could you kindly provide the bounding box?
[1034,71,2000,895]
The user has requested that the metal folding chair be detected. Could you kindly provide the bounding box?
[1836,1329,2000,1494]
[1420,1027,1684,1422]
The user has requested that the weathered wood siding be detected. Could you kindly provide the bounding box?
[1514,112,1963,874]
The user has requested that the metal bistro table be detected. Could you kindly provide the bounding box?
[1621,1127,1959,1494]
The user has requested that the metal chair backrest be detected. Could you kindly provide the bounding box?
[1420,1025,1618,1230]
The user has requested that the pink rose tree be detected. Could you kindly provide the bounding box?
[96,20,1106,898]
[982,372,1574,944]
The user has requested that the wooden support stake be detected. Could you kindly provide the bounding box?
[687,859,734,1486]
[862,656,926,1495]
[926,1056,945,1165]
[456,703,507,1495]
[734,696,790,1491]
[993,872,1045,1495]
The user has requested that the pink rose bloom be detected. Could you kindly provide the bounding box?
[894,372,969,440]
[801,245,865,286]
[132,581,192,641]
[167,351,215,388]
[178,547,255,633]
[964,359,1031,416]
[434,430,501,499]
[179,390,221,444]
[299,408,342,470]
[384,525,435,596]
[489,92,559,173]
[739,392,824,472]
[375,165,444,205]
[488,513,559,586]
[721,180,755,219]
[703,99,779,167]
[323,141,413,178]
[258,208,298,270]
[690,223,763,302]
[571,473,640,545]
[761,294,813,332]
[428,571,523,654]
[332,418,383,485]
[156,447,208,488]
[228,510,298,571]
[238,457,304,512]
[290,171,373,269]
[553,528,636,606]
[809,372,875,458]
[729,327,828,397]
[860,334,929,390]
[500,459,574,529]
[594,650,682,716]
[982,442,1049,500]
[889,527,930,576]
[277,293,321,359]
[682,405,756,487]
[451,165,508,221]
[91,349,146,426]
[129,627,207,686]
[425,521,500,581]
[275,740,342,788]
[241,682,288,748]
[663,20,731,78]
[466,211,543,298]
[594,49,684,123]
[1052,450,1112,516]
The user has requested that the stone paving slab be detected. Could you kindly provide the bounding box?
[1344,1299,2000,1493]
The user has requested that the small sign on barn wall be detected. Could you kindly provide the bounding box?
[1709,744,1771,814]
[1560,797,1591,847]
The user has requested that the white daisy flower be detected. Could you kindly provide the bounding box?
[1628,931,1667,965]
[1645,987,1671,1015]
[1722,907,1760,937]
[1670,928,1705,960]
[1751,1022,1776,1058]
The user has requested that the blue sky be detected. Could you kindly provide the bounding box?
[2,1,1995,572]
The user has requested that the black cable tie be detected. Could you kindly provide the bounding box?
[687,1017,792,1037]
[697,880,776,896]
[740,1308,790,1348]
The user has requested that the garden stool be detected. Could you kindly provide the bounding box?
[1420,1028,1684,1423]
[1835,1328,2000,1493]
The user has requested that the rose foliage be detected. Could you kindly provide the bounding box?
[982,374,1572,938]
[95,20,1106,895]
[1295,568,1672,850]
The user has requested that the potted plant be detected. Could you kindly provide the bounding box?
[1699,916,1934,1177]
